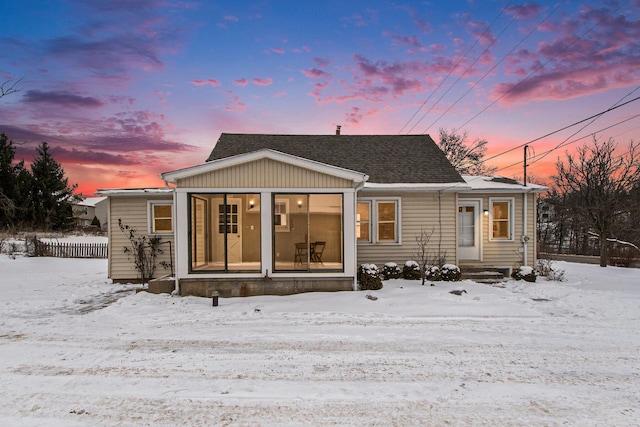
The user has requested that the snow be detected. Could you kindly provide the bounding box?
[1,256,639,426]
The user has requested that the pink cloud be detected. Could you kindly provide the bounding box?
[252,77,273,86]
[301,68,331,79]
[383,31,422,48]
[504,4,543,19]
[344,106,381,124]
[492,3,640,104]
[271,47,285,54]
[273,91,286,98]
[225,96,246,112]
[313,57,330,67]
[224,15,239,21]
[233,78,248,87]
[23,90,103,108]
[191,78,220,86]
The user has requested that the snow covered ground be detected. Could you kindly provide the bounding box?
[1,255,638,426]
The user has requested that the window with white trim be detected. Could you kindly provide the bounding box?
[356,202,371,242]
[489,198,514,241]
[149,202,173,234]
[357,198,400,244]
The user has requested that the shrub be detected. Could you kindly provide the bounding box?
[511,265,537,282]
[381,262,401,280]
[425,265,441,281]
[358,264,383,290]
[440,264,461,281]
[536,258,565,281]
[402,261,421,280]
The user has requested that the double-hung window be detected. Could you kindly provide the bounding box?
[357,199,400,244]
[149,202,173,234]
[489,198,514,241]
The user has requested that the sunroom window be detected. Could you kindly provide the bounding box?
[189,193,261,272]
[273,193,343,272]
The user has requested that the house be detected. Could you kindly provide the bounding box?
[73,196,108,229]
[97,132,546,297]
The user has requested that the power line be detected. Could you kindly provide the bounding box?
[396,4,510,135]
[495,112,640,175]
[453,0,629,132]
[421,0,567,135]
[482,94,640,164]
[402,1,516,134]
[528,86,640,166]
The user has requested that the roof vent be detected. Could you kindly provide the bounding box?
[336,125,341,135]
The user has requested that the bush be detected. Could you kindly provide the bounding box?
[381,262,401,280]
[511,265,537,282]
[440,264,461,281]
[358,264,383,290]
[536,258,565,281]
[402,261,421,280]
[425,265,441,281]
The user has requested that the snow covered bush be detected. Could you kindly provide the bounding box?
[402,261,421,280]
[440,264,461,281]
[511,265,537,282]
[381,262,401,280]
[536,259,565,281]
[358,264,382,290]
[425,265,441,281]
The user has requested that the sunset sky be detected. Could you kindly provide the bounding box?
[1,0,639,196]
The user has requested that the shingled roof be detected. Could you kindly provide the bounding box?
[206,133,465,184]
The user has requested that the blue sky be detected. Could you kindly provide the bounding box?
[1,0,639,194]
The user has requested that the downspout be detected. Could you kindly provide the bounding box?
[353,178,367,291]
[160,172,179,295]
[523,192,528,266]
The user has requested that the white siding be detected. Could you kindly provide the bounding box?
[356,191,457,267]
[176,158,353,189]
[458,192,538,268]
[107,195,175,281]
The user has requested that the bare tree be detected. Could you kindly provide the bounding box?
[414,227,444,285]
[438,128,497,175]
[553,137,640,267]
[0,77,23,100]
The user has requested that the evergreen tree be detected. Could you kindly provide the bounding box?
[0,133,19,228]
[14,160,35,229]
[30,142,77,230]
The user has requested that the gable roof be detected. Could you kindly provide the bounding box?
[206,133,465,184]
[160,149,369,184]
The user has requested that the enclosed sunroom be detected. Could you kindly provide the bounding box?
[160,149,368,297]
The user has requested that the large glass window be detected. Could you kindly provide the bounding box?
[490,198,514,241]
[189,193,261,272]
[273,193,343,272]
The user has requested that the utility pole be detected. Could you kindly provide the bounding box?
[523,145,528,187]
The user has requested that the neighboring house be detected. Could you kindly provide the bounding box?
[73,196,108,229]
[97,132,546,297]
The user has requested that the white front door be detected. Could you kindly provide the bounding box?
[214,198,243,264]
[458,200,481,261]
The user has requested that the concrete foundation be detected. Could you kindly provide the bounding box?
[179,277,354,298]
[148,276,175,294]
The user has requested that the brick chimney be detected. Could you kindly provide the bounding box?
[336,125,341,135]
